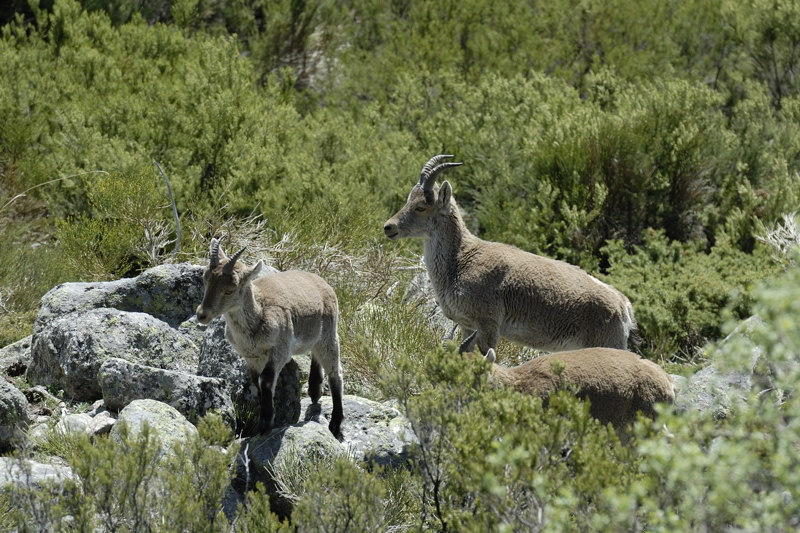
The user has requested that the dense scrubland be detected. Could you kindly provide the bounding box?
[2,0,800,530]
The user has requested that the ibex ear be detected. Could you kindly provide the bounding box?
[242,260,263,283]
[438,180,452,208]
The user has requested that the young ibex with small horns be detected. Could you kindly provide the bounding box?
[384,154,636,356]
[480,348,674,429]
[195,238,344,437]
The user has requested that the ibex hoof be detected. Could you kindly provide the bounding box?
[328,419,343,439]
[256,420,273,436]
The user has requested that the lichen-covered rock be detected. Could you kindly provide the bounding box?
[197,317,245,394]
[674,362,754,419]
[302,395,417,467]
[0,457,77,490]
[237,422,345,517]
[54,413,95,436]
[197,316,301,429]
[28,408,117,450]
[29,308,199,401]
[0,335,32,377]
[34,263,205,331]
[675,316,763,419]
[110,399,197,453]
[91,410,117,435]
[99,357,234,424]
[0,380,29,451]
[177,317,209,352]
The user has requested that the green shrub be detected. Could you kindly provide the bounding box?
[291,457,413,533]
[0,221,78,345]
[380,344,641,532]
[55,164,177,279]
[2,417,243,532]
[611,261,800,531]
[601,229,778,361]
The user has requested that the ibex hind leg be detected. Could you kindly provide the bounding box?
[327,372,344,438]
[475,323,499,357]
[312,341,344,438]
[592,317,630,350]
[308,358,324,404]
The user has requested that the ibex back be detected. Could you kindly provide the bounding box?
[481,347,675,430]
[196,238,344,437]
[384,154,636,356]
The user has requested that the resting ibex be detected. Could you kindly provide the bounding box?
[481,347,674,429]
[384,154,636,355]
[195,238,344,437]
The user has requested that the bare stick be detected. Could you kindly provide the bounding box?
[153,161,181,259]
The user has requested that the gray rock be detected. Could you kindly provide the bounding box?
[674,363,753,419]
[34,263,205,332]
[222,485,245,522]
[0,379,29,450]
[293,353,312,385]
[302,394,417,467]
[0,335,32,377]
[29,308,199,401]
[85,399,107,416]
[675,316,763,419]
[197,317,302,431]
[197,317,244,393]
[110,399,198,453]
[91,410,117,435]
[177,317,209,351]
[25,423,52,450]
[54,413,94,436]
[27,408,115,449]
[0,457,77,490]
[98,357,234,424]
[237,422,345,517]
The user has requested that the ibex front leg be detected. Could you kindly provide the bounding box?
[255,360,278,435]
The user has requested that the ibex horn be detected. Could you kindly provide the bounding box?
[419,154,463,190]
[418,154,453,186]
[223,246,247,273]
[209,238,221,269]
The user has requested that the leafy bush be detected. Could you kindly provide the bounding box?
[0,207,78,345]
[602,229,778,360]
[614,260,800,531]
[55,164,177,279]
[2,416,242,532]
[373,69,792,265]
[292,457,416,533]
[380,344,641,532]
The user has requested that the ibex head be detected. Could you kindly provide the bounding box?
[195,237,263,324]
[383,154,463,239]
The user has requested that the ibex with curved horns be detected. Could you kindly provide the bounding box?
[384,154,636,356]
[196,238,344,437]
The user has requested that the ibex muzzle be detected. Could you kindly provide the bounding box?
[195,241,249,324]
